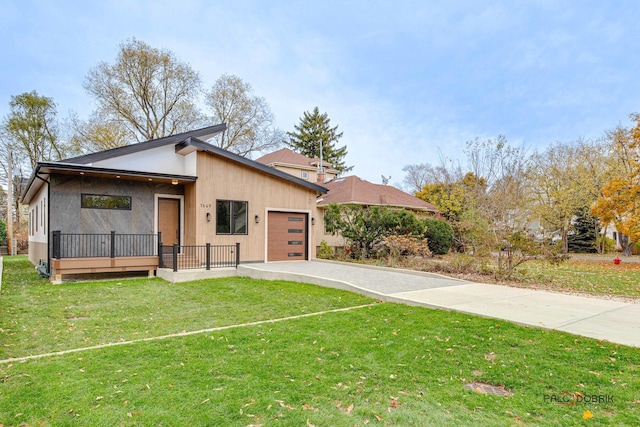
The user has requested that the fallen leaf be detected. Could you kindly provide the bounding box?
[276,400,295,410]
[302,404,318,412]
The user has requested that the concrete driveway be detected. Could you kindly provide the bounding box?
[239,260,640,348]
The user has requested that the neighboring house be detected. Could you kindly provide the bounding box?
[316,175,438,249]
[256,150,438,251]
[256,148,339,183]
[21,125,327,281]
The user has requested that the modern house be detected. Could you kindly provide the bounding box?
[21,125,327,281]
[256,151,438,251]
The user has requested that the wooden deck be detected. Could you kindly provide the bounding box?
[50,256,159,282]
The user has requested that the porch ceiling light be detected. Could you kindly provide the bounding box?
[171,179,179,185]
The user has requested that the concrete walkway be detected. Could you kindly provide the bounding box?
[238,260,640,348]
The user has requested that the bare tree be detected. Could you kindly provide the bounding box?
[84,38,203,143]
[204,74,282,157]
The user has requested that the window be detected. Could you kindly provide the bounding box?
[301,171,309,179]
[216,200,248,235]
[81,194,131,210]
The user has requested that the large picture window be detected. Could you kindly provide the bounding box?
[216,200,248,235]
[81,194,132,210]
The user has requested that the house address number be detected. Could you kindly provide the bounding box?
[200,203,212,208]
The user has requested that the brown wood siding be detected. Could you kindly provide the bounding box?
[191,151,319,262]
[268,212,307,261]
[50,256,158,281]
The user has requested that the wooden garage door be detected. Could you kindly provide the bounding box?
[267,212,307,261]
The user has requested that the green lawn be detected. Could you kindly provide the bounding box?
[515,258,640,298]
[1,256,640,426]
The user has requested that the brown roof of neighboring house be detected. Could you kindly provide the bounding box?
[256,148,336,171]
[317,175,438,212]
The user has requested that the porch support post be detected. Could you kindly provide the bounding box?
[173,243,179,272]
[235,242,240,268]
[110,231,116,258]
[157,232,163,268]
[52,230,61,259]
[206,243,211,270]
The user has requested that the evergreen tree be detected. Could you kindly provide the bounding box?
[285,107,352,173]
[568,207,599,253]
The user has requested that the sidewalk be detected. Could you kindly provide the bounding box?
[238,260,640,348]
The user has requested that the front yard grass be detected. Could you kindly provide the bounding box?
[515,258,640,298]
[0,257,371,360]
[2,256,640,426]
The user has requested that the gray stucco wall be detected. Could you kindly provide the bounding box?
[49,175,183,235]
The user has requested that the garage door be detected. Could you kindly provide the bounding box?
[267,212,308,261]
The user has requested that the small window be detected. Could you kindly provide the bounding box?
[35,205,38,232]
[301,171,309,179]
[81,194,131,210]
[216,200,248,235]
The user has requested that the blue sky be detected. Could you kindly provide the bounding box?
[1,0,639,188]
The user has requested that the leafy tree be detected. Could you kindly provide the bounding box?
[568,207,599,253]
[423,218,454,255]
[591,115,640,256]
[286,107,352,173]
[204,74,282,157]
[2,90,63,170]
[83,38,202,144]
[415,171,487,252]
[415,182,464,222]
[527,139,609,253]
[324,204,423,259]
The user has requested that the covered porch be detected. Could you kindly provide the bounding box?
[48,231,239,283]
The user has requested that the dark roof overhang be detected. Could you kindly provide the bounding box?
[62,123,227,164]
[21,162,196,204]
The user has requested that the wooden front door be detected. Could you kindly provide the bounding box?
[158,198,180,249]
[267,212,308,261]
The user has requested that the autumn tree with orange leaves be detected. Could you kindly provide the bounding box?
[591,114,640,255]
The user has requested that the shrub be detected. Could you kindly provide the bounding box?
[423,218,454,255]
[317,240,334,259]
[375,234,431,262]
[0,219,6,245]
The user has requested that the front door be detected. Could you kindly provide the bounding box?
[158,198,180,251]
